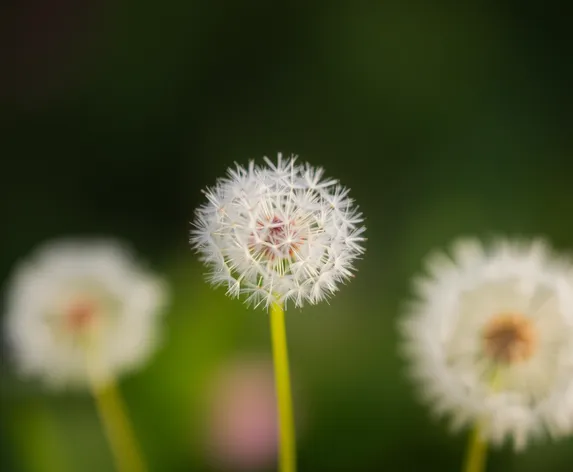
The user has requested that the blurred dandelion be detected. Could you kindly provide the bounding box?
[400,237,573,472]
[4,238,168,472]
[191,153,365,472]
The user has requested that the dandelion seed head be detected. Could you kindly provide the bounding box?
[400,237,573,450]
[3,239,169,389]
[190,153,366,309]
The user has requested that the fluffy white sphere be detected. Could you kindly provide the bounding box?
[4,239,169,389]
[400,238,573,450]
[191,154,366,309]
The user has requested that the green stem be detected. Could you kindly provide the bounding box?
[91,380,147,472]
[463,424,488,472]
[270,300,297,472]
[463,364,505,472]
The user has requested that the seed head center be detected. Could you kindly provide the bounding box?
[65,297,98,332]
[482,312,537,364]
[251,215,305,260]
[266,216,288,247]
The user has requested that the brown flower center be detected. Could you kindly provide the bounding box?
[482,313,537,364]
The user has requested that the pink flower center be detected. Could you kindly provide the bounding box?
[250,216,305,260]
[65,297,98,332]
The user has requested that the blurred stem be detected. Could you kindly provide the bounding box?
[463,424,488,472]
[463,368,501,472]
[91,380,147,472]
[270,300,297,472]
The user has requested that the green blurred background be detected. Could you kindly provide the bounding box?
[1,1,572,471]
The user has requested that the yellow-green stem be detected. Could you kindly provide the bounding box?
[91,380,147,472]
[463,424,488,472]
[270,300,297,472]
[463,366,504,472]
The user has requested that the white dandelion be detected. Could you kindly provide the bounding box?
[191,153,365,472]
[400,237,573,454]
[190,153,366,309]
[4,238,168,390]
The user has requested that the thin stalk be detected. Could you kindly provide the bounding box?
[91,379,147,472]
[463,368,502,472]
[463,424,487,472]
[270,300,297,472]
